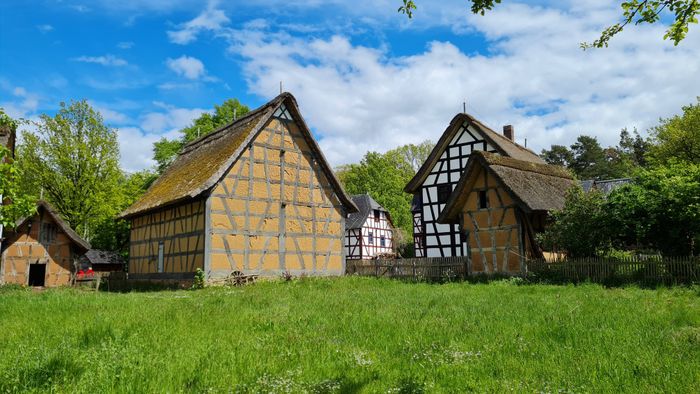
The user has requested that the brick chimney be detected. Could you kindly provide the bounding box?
[503,125,514,141]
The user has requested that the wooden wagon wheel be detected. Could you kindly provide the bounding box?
[229,271,245,286]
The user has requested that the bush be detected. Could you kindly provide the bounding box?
[191,269,205,290]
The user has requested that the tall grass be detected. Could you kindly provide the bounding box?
[0,278,698,392]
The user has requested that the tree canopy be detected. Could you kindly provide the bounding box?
[15,100,155,255]
[336,141,435,256]
[153,99,250,172]
[0,110,34,229]
[647,97,700,165]
[538,98,700,257]
[541,132,648,180]
[398,0,700,47]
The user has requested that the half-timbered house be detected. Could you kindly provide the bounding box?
[438,151,574,273]
[0,201,90,287]
[405,117,543,258]
[345,194,395,259]
[120,93,358,282]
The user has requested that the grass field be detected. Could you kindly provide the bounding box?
[0,278,698,393]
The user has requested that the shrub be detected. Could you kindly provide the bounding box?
[191,268,205,290]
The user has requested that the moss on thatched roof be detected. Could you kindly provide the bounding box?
[439,151,575,223]
[404,113,544,193]
[120,93,357,219]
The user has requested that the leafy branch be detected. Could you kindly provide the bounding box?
[398,0,699,48]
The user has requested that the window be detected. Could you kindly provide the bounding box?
[380,236,386,247]
[437,184,452,204]
[374,209,380,222]
[39,223,57,245]
[157,241,164,273]
[479,190,489,209]
[368,232,374,245]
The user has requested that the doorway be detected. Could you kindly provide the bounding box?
[28,264,46,287]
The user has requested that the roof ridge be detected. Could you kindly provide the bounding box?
[180,93,289,154]
[477,151,573,179]
[468,116,540,157]
[404,112,544,193]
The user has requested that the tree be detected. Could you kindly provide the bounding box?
[16,100,123,240]
[647,97,700,165]
[0,110,34,230]
[391,140,434,172]
[541,145,573,167]
[153,138,183,172]
[569,136,610,179]
[89,170,157,255]
[153,99,250,171]
[618,128,650,167]
[336,143,434,256]
[537,187,613,258]
[398,1,700,47]
[607,163,700,256]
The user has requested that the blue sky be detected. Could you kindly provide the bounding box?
[1,0,699,172]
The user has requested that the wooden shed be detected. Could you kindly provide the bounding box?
[438,151,574,274]
[345,194,395,260]
[119,92,358,282]
[80,249,126,272]
[0,201,90,287]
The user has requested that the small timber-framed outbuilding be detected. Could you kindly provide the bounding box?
[1,201,90,287]
[345,194,395,260]
[120,93,358,282]
[438,151,574,274]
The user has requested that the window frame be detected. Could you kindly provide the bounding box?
[437,184,452,204]
[478,190,489,210]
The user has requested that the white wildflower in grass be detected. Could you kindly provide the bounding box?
[353,351,373,366]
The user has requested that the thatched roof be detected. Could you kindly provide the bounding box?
[439,151,575,223]
[404,113,544,193]
[14,200,91,252]
[346,194,391,230]
[120,92,357,218]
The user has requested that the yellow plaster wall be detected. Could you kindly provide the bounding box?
[1,213,76,287]
[128,200,205,274]
[459,167,523,274]
[208,116,345,277]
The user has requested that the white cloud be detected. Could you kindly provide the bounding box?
[0,85,40,119]
[90,102,130,124]
[117,127,182,172]
[73,54,128,67]
[227,2,700,166]
[36,24,54,33]
[139,103,207,134]
[166,55,206,79]
[117,41,134,49]
[167,1,230,44]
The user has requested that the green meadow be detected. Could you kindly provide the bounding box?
[0,277,698,393]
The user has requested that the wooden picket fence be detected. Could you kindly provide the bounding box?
[527,256,700,284]
[346,257,469,282]
[347,255,700,284]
